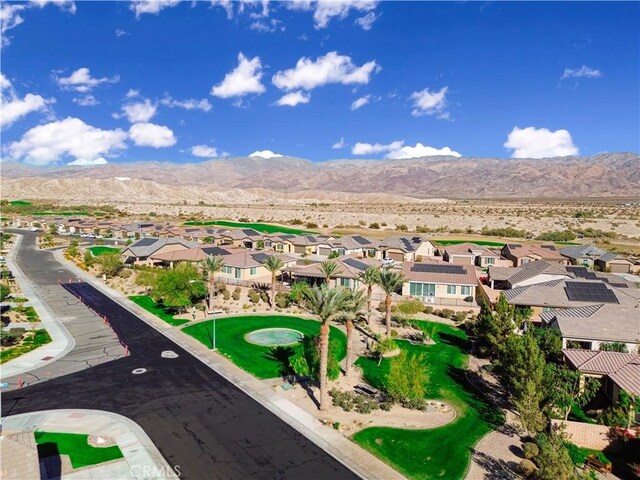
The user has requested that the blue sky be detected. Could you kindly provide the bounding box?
[1,0,638,166]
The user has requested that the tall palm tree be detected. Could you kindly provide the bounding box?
[319,259,341,286]
[357,266,380,327]
[339,289,366,377]
[300,285,352,411]
[376,268,406,338]
[202,256,225,312]
[263,255,284,308]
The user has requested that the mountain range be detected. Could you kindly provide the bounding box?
[1,153,638,203]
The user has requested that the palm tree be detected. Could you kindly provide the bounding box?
[376,268,406,338]
[300,285,352,411]
[319,259,341,286]
[357,266,380,327]
[339,289,366,377]
[263,255,284,308]
[202,256,225,312]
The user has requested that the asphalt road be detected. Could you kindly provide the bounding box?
[2,233,357,480]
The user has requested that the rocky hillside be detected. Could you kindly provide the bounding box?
[1,153,638,201]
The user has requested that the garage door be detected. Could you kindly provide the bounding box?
[318,247,331,256]
[452,256,473,265]
[388,251,404,262]
[294,245,306,254]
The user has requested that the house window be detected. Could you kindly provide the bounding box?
[447,285,457,295]
[234,268,241,279]
[224,266,233,274]
[461,286,472,296]
[409,282,435,296]
[340,278,351,288]
[276,244,283,251]
[250,267,257,276]
[485,257,495,265]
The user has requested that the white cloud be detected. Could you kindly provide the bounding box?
[115,28,130,37]
[410,86,449,118]
[355,11,377,30]
[30,0,76,13]
[211,53,265,99]
[210,0,233,19]
[72,94,99,106]
[130,0,180,18]
[313,0,377,29]
[191,145,224,158]
[275,91,310,107]
[128,123,176,148]
[250,18,283,33]
[56,67,119,93]
[561,65,602,80]
[125,89,140,98]
[332,137,346,149]
[273,51,380,92]
[504,126,579,159]
[352,140,404,156]
[8,117,127,165]
[350,94,370,110]
[249,150,283,159]
[386,143,461,159]
[0,74,52,128]
[160,94,212,112]
[1,3,26,46]
[67,157,108,166]
[117,99,157,123]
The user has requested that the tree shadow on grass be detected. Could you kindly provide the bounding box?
[262,346,296,377]
[437,332,472,355]
[447,364,505,428]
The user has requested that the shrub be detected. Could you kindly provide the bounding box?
[519,459,536,478]
[217,283,227,292]
[391,314,411,327]
[242,304,251,310]
[379,401,393,411]
[597,406,628,427]
[232,290,241,301]
[305,222,318,229]
[369,222,380,229]
[390,329,398,338]
[453,311,467,323]
[522,442,539,459]
[259,291,269,303]
[432,309,441,317]
[423,306,434,314]
[329,389,354,412]
[396,299,425,315]
[248,291,261,304]
[441,309,455,319]
[354,395,379,414]
[396,224,408,231]
[120,269,133,279]
[223,290,231,301]
[332,422,340,430]
[275,292,290,308]
[0,284,10,301]
[399,397,427,410]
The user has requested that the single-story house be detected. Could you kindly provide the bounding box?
[487,260,572,289]
[217,252,297,283]
[324,235,380,259]
[401,260,477,305]
[559,245,608,268]
[563,349,640,406]
[441,242,509,268]
[121,238,198,266]
[501,243,569,267]
[285,256,382,289]
[595,252,634,274]
[378,236,436,263]
[148,245,241,266]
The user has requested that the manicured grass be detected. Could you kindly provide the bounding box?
[32,211,89,216]
[352,321,504,480]
[565,441,610,466]
[0,329,52,364]
[35,431,124,469]
[87,246,121,256]
[13,305,40,322]
[182,315,347,379]
[182,220,317,235]
[9,200,32,206]
[433,239,505,247]
[128,295,190,326]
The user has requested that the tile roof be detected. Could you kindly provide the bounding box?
[444,242,499,257]
[123,238,197,258]
[563,349,640,396]
[506,260,570,286]
[559,245,607,260]
[503,243,565,261]
[403,260,477,286]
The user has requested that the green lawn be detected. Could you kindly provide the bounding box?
[87,246,121,256]
[9,200,32,206]
[35,431,124,469]
[0,329,52,364]
[182,315,347,379]
[352,321,504,480]
[433,239,505,247]
[182,220,317,235]
[128,295,190,326]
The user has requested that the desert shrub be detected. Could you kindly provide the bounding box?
[396,299,425,315]
[223,290,231,301]
[423,305,434,314]
[432,309,441,317]
[390,329,398,338]
[519,459,536,478]
[120,269,133,279]
[0,329,22,346]
[399,397,427,410]
[217,283,227,292]
[242,304,251,310]
[259,291,269,303]
[391,313,411,327]
[379,401,393,411]
[369,222,380,229]
[453,311,467,323]
[522,442,539,459]
[305,222,318,229]
[440,309,455,319]
[354,395,379,414]
[330,389,354,412]
[248,291,261,304]
[396,224,408,231]
[232,290,241,301]
[0,284,10,301]
[275,292,290,308]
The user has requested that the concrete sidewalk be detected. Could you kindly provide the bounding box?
[57,250,406,480]
[1,234,75,379]
[1,409,178,480]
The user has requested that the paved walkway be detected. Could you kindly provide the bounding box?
[2,233,126,388]
[57,250,406,480]
[1,409,178,480]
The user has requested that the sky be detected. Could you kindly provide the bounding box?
[1,0,639,167]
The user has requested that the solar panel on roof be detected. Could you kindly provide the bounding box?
[202,246,230,256]
[608,283,628,289]
[564,281,619,304]
[281,234,295,239]
[134,238,158,247]
[400,238,415,251]
[411,263,466,275]
[306,235,317,242]
[541,245,556,250]
[508,244,522,248]
[251,252,270,263]
[343,258,369,271]
[352,236,370,245]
